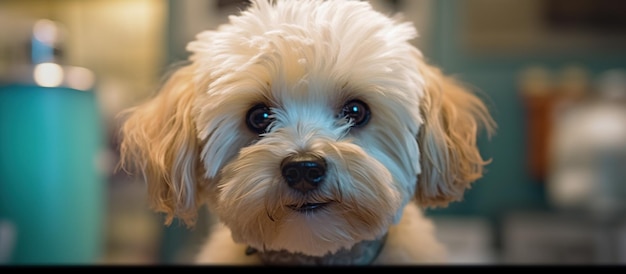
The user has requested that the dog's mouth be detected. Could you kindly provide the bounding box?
[287,202,329,213]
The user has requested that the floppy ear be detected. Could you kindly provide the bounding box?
[415,60,496,208]
[119,64,204,227]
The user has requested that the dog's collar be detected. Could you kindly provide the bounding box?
[245,233,388,265]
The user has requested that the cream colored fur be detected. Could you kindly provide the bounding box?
[195,203,445,265]
[119,0,495,265]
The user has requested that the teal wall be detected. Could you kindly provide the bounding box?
[423,0,626,221]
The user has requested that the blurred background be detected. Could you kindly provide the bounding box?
[0,0,625,265]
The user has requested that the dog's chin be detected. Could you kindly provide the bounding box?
[222,201,393,257]
[287,202,330,213]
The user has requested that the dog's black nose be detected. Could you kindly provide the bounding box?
[281,153,327,193]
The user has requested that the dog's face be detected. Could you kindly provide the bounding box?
[120,0,494,257]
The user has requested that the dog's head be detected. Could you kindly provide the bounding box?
[119,0,495,257]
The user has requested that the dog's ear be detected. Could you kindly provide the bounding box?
[119,64,203,227]
[414,58,496,208]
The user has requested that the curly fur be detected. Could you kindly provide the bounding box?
[119,0,495,265]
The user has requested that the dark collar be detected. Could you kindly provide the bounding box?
[245,233,388,265]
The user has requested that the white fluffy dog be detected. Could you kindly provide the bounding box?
[119,0,495,265]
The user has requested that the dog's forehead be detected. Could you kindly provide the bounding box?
[225,0,418,45]
[189,0,423,105]
[189,1,419,80]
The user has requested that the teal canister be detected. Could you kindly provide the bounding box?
[0,19,105,264]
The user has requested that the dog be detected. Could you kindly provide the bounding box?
[119,0,495,265]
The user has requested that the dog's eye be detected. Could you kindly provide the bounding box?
[246,104,273,134]
[341,100,370,127]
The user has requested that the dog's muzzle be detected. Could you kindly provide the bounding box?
[280,153,327,193]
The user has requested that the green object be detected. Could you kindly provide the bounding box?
[0,83,105,264]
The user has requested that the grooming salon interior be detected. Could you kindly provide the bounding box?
[1,0,625,265]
